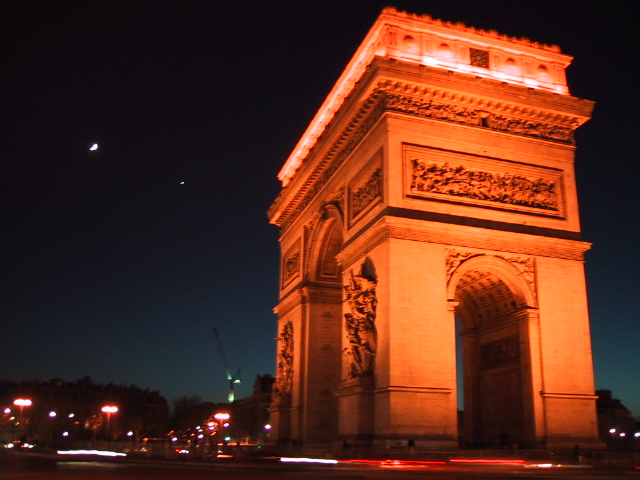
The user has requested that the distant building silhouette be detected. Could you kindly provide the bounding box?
[596,389,639,449]
[231,374,274,444]
[165,375,274,449]
[0,377,168,444]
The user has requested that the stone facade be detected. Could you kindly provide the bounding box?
[268,8,601,452]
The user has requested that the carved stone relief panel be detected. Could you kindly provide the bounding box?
[480,334,520,370]
[351,169,382,219]
[404,144,565,217]
[274,321,294,401]
[343,269,378,378]
[348,149,384,227]
[281,240,301,289]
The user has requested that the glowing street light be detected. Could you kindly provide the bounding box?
[13,398,32,437]
[101,405,118,440]
[213,413,230,445]
[13,398,32,408]
[13,398,32,419]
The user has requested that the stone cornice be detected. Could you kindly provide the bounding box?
[374,386,453,395]
[336,215,591,268]
[540,392,599,401]
[268,89,386,230]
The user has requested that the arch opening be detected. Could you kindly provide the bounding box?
[452,263,531,448]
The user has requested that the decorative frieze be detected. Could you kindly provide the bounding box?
[410,158,559,211]
[386,93,482,128]
[385,91,574,144]
[488,114,573,143]
[404,143,564,217]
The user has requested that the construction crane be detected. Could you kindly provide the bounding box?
[212,327,241,403]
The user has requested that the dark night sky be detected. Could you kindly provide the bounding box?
[2,1,638,416]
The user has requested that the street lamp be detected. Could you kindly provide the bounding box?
[13,398,32,439]
[13,398,32,414]
[214,413,230,423]
[101,405,118,440]
[214,413,230,446]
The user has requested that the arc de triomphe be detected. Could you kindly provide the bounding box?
[268,7,601,452]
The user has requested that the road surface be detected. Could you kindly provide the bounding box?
[1,451,637,479]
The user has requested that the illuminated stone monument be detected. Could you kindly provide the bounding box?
[268,8,601,451]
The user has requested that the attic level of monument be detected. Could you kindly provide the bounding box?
[277,7,579,187]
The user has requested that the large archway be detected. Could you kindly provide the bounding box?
[449,254,536,447]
